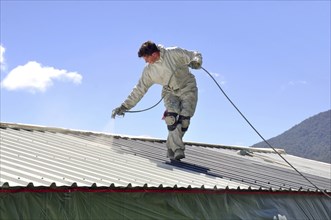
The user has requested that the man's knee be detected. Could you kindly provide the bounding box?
[164,111,178,131]
[178,115,191,132]
[164,111,191,132]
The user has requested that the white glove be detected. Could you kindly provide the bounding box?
[111,105,128,119]
[188,58,201,69]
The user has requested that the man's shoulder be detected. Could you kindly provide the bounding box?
[164,46,181,51]
[162,46,185,57]
[157,44,181,51]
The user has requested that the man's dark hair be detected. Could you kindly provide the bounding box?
[138,41,160,57]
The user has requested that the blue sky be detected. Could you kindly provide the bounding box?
[1,1,330,147]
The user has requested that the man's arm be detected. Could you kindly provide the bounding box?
[112,68,153,118]
[122,69,153,110]
[172,47,202,69]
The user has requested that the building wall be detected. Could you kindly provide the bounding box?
[1,188,330,220]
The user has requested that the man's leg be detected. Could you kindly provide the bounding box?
[167,125,186,160]
[172,87,198,160]
[163,92,183,159]
[163,86,197,160]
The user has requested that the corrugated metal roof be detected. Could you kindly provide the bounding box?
[1,122,330,192]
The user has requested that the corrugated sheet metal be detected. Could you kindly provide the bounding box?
[1,122,330,192]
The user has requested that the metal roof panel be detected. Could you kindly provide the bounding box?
[1,122,330,193]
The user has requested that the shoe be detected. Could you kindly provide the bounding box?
[167,149,174,160]
[174,149,185,161]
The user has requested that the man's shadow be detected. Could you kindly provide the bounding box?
[162,159,223,179]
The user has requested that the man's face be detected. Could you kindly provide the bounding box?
[143,52,160,64]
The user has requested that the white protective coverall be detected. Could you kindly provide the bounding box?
[122,45,202,157]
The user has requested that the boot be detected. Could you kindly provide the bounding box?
[167,149,174,160]
[174,149,185,161]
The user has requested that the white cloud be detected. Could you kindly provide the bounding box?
[280,80,308,91]
[288,80,307,86]
[0,44,6,71]
[211,72,226,85]
[212,72,220,77]
[0,45,5,63]
[1,61,82,93]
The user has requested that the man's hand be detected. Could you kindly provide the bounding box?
[111,105,128,119]
[188,60,201,69]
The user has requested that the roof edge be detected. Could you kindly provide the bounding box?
[1,183,329,195]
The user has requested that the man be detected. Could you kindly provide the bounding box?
[112,41,202,160]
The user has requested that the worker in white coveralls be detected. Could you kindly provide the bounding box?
[112,41,202,160]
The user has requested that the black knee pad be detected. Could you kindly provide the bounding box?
[164,112,178,131]
[178,115,190,132]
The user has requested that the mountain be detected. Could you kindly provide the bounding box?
[251,110,331,163]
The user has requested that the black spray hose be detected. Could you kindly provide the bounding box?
[201,66,330,199]
[125,66,330,198]
[125,97,163,113]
